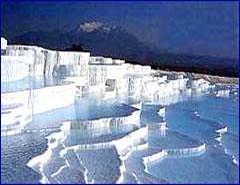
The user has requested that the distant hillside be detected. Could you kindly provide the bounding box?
[9,21,238,77]
[151,53,238,77]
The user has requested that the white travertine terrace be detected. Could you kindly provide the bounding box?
[143,143,206,169]
[187,78,210,92]
[1,37,7,50]
[1,37,213,136]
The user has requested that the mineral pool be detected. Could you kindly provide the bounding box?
[1,91,239,184]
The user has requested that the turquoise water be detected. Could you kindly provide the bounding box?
[1,76,69,93]
[1,93,239,184]
[146,96,239,183]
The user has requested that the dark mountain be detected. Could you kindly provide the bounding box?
[10,21,238,77]
[152,53,238,77]
[64,44,85,52]
[12,21,155,61]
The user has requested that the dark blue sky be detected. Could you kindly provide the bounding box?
[1,1,239,58]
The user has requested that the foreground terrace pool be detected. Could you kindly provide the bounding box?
[1,92,239,184]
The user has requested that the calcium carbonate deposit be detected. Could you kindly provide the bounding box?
[1,38,239,184]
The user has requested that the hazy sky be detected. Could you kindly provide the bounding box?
[1,1,239,58]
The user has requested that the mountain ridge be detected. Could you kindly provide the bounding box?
[7,21,238,77]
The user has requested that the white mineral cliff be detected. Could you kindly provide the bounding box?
[1,37,215,136]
